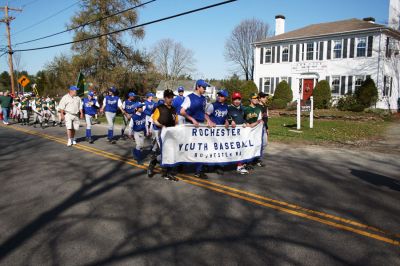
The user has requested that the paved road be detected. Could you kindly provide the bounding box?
[0,122,399,265]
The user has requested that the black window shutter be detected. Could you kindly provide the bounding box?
[367,36,373,57]
[272,47,275,63]
[288,77,292,88]
[260,48,264,64]
[319,41,324,60]
[341,76,346,95]
[277,46,281,63]
[343,39,348,58]
[327,40,331,60]
[349,38,355,58]
[366,75,371,79]
[386,37,390,58]
[347,76,353,94]
[302,43,305,61]
[326,76,330,85]
[271,77,275,94]
[259,78,263,92]
[289,45,293,62]
[390,77,393,97]
[296,44,300,62]
[276,77,279,88]
[384,76,387,96]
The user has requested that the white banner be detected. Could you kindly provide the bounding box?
[160,123,265,167]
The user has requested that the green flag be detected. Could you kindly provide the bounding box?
[76,72,87,97]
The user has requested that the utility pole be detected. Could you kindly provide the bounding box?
[0,5,22,95]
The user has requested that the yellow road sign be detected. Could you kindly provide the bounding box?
[18,75,30,87]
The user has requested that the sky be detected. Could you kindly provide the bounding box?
[0,0,391,80]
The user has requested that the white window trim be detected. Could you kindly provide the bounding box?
[356,37,367,58]
[331,76,341,95]
[263,77,271,94]
[265,47,272,64]
[333,39,343,59]
[306,42,314,61]
[282,46,289,62]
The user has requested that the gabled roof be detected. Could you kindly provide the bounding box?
[254,18,400,45]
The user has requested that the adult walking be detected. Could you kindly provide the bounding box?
[0,91,12,125]
[58,86,83,147]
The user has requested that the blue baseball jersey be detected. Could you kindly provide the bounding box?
[124,99,136,114]
[83,98,98,116]
[209,102,228,125]
[185,93,206,123]
[131,112,146,132]
[143,100,155,116]
[104,95,119,113]
[172,95,185,115]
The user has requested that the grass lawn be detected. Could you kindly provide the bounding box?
[268,116,390,145]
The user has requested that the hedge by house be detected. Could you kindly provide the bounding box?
[313,80,332,109]
[273,80,292,104]
[355,77,378,108]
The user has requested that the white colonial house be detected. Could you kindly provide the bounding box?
[253,3,400,111]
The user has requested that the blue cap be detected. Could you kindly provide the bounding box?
[177,86,184,92]
[146,92,155,97]
[88,91,95,96]
[109,87,116,93]
[158,99,165,105]
[196,79,210,88]
[69,86,78,91]
[128,92,136,97]
[217,89,228,98]
[135,102,145,109]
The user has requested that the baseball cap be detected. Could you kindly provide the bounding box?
[69,86,78,91]
[135,102,145,109]
[250,93,259,99]
[88,91,95,96]
[177,86,184,92]
[217,89,228,98]
[109,87,116,93]
[163,89,175,98]
[232,92,242,100]
[158,99,165,105]
[258,92,269,98]
[196,79,210,88]
[146,92,155,97]
[128,92,136,97]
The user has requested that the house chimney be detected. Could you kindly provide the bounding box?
[389,0,400,30]
[363,17,376,23]
[275,15,285,35]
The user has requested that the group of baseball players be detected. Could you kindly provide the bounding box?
[5,79,269,181]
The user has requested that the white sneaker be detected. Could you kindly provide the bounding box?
[72,139,77,145]
[67,139,72,147]
[237,166,249,175]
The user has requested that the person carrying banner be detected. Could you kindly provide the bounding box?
[82,91,100,143]
[100,87,124,144]
[172,86,185,125]
[131,102,147,164]
[31,96,44,128]
[58,86,83,147]
[143,92,156,135]
[147,89,179,181]
[121,92,137,140]
[205,89,230,175]
[227,92,250,174]
[180,79,213,179]
[244,93,265,167]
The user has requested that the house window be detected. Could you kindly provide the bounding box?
[282,46,289,62]
[356,37,367,57]
[306,42,314,60]
[265,48,272,63]
[333,40,342,59]
[383,76,392,97]
[331,76,340,94]
[264,78,271,93]
[354,76,364,91]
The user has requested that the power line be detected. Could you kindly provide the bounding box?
[13,0,80,36]
[13,0,237,53]
[14,0,156,46]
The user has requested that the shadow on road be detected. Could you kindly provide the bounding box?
[351,169,400,192]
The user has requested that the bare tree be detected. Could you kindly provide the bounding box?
[152,39,195,83]
[225,18,269,81]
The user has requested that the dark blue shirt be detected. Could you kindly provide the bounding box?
[172,95,185,116]
[132,112,146,132]
[209,102,228,125]
[83,98,98,116]
[104,96,119,113]
[185,93,206,123]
